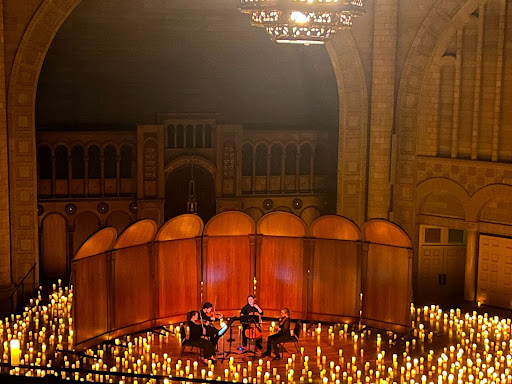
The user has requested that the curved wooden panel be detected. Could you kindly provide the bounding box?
[74,253,108,346]
[205,211,255,236]
[113,219,157,249]
[310,215,361,241]
[157,239,201,319]
[257,236,307,318]
[112,244,152,330]
[204,236,253,315]
[362,219,412,248]
[74,227,117,261]
[156,214,203,241]
[257,211,308,237]
[363,244,411,330]
[310,239,360,322]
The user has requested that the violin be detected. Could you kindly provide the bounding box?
[205,311,224,320]
[278,316,287,326]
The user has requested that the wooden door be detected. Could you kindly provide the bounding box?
[443,246,466,301]
[419,246,444,300]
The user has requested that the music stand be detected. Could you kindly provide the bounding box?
[240,314,261,359]
[218,317,239,362]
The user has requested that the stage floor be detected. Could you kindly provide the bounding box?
[2,286,512,383]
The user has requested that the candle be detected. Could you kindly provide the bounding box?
[10,339,20,366]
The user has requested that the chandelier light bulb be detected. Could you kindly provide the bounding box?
[290,11,310,23]
[240,0,365,44]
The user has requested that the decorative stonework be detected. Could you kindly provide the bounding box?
[6,0,83,285]
[416,157,512,196]
[395,0,486,235]
[326,30,369,227]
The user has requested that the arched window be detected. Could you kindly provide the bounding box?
[255,144,268,176]
[270,144,283,176]
[205,125,213,148]
[195,125,204,148]
[176,125,184,148]
[55,146,68,180]
[285,145,297,175]
[71,146,85,179]
[104,145,117,178]
[314,144,329,175]
[120,145,133,178]
[167,125,175,148]
[299,144,312,175]
[38,146,52,180]
[242,144,253,177]
[186,125,194,148]
[88,146,101,179]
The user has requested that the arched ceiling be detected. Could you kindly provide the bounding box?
[35,0,338,131]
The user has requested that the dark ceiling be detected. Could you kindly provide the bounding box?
[35,0,338,131]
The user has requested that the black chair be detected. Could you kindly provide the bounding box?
[278,321,302,360]
[178,324,203,359]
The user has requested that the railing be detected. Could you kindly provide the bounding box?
[0,363,235,384]
[9,263,37,314]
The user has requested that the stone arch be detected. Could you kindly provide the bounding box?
[7,0,370,282]
[394,0,488,232]
[416,178,470,219]
[163,155,216,179]
[467,184,512,222]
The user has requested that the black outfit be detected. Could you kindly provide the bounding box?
[186,321,216,359]
[265,317,291,357]
[240,304,264,349]
[200,310,220,348]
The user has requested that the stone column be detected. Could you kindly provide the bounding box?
[367,0,398,219]
[0,0,12,293]
[464,222,479,302]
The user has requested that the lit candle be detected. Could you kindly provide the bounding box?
[10,339,20,366]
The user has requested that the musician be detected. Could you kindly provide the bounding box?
[240,295,263,349]
[261,308,291,360]
[186,311,217,363]
[200,302,220,348]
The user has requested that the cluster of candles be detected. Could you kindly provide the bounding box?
[2,284,512,384]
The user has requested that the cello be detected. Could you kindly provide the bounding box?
[244,310,262,340]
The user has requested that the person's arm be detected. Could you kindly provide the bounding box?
[254,304,263,315]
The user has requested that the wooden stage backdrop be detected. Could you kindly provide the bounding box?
[72,212,413,349]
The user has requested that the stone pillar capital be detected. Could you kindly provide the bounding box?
[464,221,479,232]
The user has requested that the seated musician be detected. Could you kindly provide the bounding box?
[240,295,263,349]
[186,311,217,364]
[200,302,220,348]
[261,308,291,360]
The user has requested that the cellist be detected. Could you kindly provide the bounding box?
[240,295,263,350]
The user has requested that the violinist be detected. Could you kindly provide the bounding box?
[186,311,216,364]
[261,308,291,360]
[200,302,221,348]
[240,295,263,350]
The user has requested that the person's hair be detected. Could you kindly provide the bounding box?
[202,302,213,310]
[282,308,290,316]
[247,295,255,300]
[187,310,198,321]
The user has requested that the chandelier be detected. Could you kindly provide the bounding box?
[239,0,365,45]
